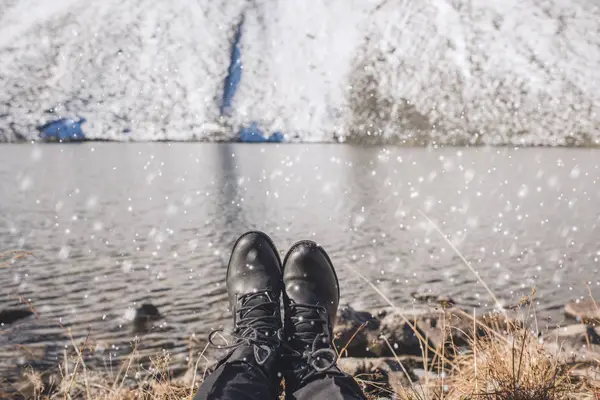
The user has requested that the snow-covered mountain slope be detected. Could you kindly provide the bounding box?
[0,0,598,144]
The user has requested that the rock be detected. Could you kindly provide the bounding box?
[565,299,600,325]
[334,306,432,358]
[337,307,383,329]
[377,308,478,357]
[338,356,423,375]
[569,364,600,383]
[413,310,512,353]
[378,312,426,356]
[337,357,419,398]
[411,292,456,308]
[543,324,600,364]
[334,306,517,359]
[133,303,162,333]
[0,308,34,325]
[135,303,161,320]
[334,307,385,357]
[414,311,469,352]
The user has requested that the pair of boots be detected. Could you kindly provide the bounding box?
[194,231,366,400]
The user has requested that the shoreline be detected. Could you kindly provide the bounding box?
[2,303,599,399]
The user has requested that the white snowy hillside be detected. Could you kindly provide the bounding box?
[0,0,598,144]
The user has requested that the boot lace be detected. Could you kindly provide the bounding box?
[209,291,282,365]
[286,303,338,376]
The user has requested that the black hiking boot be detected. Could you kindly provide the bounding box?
[282,240,342,392]
[208,231,284,371]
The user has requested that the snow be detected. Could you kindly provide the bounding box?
[0,0,598,144]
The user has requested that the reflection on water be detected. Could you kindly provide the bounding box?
[1,143,599,374]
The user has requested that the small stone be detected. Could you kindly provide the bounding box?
[0,308,34,325]
[133,303,162,333]
[565,299,600,324]
[543,324,600,364]
[410,292,456,308]
[337,357,419,397]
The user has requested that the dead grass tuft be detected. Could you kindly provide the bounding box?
[450,323,593,399]
[4,333,208,400]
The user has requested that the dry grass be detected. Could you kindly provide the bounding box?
[354,305,600,400]
[451,329,592,399]
[8,315,599,400]
[5,337,209,400]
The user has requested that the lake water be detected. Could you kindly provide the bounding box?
[1,143,599,375]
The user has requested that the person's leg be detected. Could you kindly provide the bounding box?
[287,366,366,400]
[281,241,367,400]
[194,346,280,400]
[194,231,284,400]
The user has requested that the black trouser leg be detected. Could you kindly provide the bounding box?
[194,346,281,400]
[287,368,367,400]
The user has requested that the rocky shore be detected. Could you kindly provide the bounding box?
[331,302,599,398]
[2,299,600,399]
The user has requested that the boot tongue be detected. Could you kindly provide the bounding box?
[238,292,277,333]
[288,306,338,379]
[294,308,319,332]
[291,307,328,350]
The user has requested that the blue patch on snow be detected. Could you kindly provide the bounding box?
[38,118,86,141]
[220,18,244,117]
[268,131,284,143]
[239,122,267,142]
[221,17,286,143]
[239,122,285,143]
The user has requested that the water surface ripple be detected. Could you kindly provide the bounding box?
[1,143,599,375]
